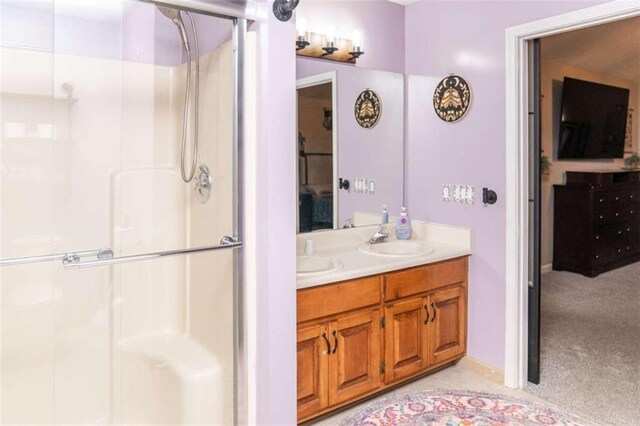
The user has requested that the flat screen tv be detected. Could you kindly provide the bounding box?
[558,77,629,159]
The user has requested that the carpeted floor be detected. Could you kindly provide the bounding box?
[525,262,640,425]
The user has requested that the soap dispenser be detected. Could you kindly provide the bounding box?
[395,207,412,240]
[381,205,389,224]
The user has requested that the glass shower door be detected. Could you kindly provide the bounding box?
[1,1,240,424]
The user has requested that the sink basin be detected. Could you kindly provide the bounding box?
[358,241,435,257]
[297,256,342,276]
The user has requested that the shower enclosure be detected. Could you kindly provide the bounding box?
[0,0,245,424]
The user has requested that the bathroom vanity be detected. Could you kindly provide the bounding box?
[296,222,471,422]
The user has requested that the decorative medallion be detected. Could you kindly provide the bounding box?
[354,89,381,128]
[433,74,472,123]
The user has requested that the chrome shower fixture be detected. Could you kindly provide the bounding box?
[273,0,300,22]
[157,6,190,52]
[157,5,200,184]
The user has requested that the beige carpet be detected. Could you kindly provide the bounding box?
[525,262,640,425]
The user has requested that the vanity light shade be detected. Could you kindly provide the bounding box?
[349,30,365,59]
[296,18,310,50]
[352,30,364,52]
[321,25,339,56]
[324,26,337,47]
[296,18,309,38]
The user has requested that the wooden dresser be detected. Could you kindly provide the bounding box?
[553,171,640,277]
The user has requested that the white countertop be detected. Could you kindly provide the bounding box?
[296,221,472,289]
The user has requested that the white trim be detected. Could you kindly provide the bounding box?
[296,71,340,229]
[505,1,640,389]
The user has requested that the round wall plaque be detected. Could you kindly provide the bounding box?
[433,74,472,123]
[354,89,381,129]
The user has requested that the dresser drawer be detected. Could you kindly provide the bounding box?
[593,222,640,246]
[383,257,467,302]
[297,276,381,323]
[593,242,640,266]
[594,206,639,225]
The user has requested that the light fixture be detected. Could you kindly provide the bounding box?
[349,30,365,59]
[322,26,339,56]
[296,18,310,51]
[295,24,365,64]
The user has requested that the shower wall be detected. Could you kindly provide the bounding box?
[1,2,234,424]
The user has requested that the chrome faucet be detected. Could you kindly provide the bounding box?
[368,225,389,244]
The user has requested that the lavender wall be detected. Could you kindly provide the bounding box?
[404,0,606,369]
[296,0,405,74]
[297,58,405,227]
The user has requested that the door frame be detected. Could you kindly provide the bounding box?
[504,1,640,389]
[296,72,339,230]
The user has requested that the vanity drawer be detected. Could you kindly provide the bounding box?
[383,257,467,302]
[297,276,381,323]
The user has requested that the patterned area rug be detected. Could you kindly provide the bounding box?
[339,391,591,426]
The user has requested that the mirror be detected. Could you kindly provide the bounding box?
[296,20,405,233]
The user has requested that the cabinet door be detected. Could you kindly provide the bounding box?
[328,309,381,405]
[429,286,467,365]
[297,324,330,420]
[384,297,430,383]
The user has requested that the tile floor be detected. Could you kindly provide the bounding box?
[310,362,580,425]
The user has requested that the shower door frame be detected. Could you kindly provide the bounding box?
[131,2,249,424]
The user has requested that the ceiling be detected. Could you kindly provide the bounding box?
[542,16,640,83]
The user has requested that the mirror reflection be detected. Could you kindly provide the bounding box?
[296,41,405,234]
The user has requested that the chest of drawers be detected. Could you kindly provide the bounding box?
[553,171,640,277]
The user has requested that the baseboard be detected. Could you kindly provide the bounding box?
[541,263,553,274]
[457,356,505,385]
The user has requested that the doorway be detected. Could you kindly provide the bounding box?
[505,1,640,389]
[296,72,339,232]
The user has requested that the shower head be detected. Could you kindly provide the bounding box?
[157,6,190,52]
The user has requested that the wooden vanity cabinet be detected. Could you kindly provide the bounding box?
[297,324,329,419]
[430,285,467,365]
[297,256,468,423]
[328,309,381,405]
[384,297,430,383]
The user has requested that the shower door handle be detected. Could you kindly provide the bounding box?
[0,247,113,267]
[62,236,242,269]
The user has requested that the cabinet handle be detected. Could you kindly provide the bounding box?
[424,304,429,324]
[332,330,338,354]
[321,332,331,354]
[615,212,619,217]
[431,303,437,323]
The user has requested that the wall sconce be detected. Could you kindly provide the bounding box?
[296,18,310,51]
[349,30,364,60]
[322,26,339,56]
[295,24,365,64]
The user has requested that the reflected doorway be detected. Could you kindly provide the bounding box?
[296,73,338,232]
